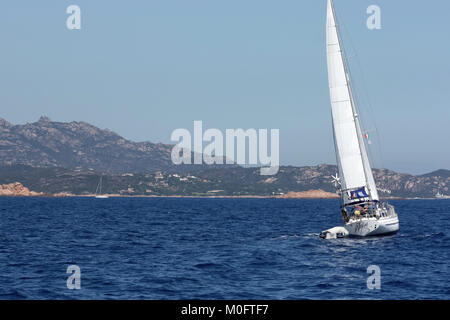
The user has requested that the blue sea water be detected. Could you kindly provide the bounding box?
[0,197,448,300]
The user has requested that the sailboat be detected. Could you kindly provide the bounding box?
[95,175,109,199]
[320,0,399,238]
[435,190,450,199]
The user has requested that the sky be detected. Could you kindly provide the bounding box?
[0,0,449,174]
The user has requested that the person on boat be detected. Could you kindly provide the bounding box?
[353,204,363,218]
[361,204,369,216]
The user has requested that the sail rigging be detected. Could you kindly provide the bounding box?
[326,0,378,204]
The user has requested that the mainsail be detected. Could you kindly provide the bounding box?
[326,0,379,204]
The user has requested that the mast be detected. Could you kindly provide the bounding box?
[96,176,102,195]
[326,0,379,204]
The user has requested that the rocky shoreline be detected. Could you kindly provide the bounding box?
[0,183,338,198]
[0,182,44,196]
[0,183,410,199]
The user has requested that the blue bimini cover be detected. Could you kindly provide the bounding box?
[350,187,369,199]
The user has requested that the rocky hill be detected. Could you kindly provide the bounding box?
[0,117,448,198]
[0,182,43,196]
[0,116,208,173]
[0,164,447,198]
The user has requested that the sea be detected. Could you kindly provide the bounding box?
[0,197,448,300]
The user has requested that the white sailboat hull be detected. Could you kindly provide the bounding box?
[320,203,399,238]
[345,215,399,237]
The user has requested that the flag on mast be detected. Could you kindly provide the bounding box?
[364,132,371,145]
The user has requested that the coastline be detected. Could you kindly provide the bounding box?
[0,182,442,200]
[0,193,433,200]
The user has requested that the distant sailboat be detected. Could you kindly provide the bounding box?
[435,190,450,199]
[95,176,109,199]
[320,0,399,238]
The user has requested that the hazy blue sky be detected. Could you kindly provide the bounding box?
[0,0,449,174]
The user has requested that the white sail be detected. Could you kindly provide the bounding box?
[326,0,378,203]
[321,0,398,238]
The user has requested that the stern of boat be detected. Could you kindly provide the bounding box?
[344,203,399,237]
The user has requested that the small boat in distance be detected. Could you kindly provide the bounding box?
[320,0,399,238]
[435,190,450,199]
[95,175,109,199]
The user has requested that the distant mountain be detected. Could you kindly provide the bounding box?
[0,116,214,173]
[0,117,448,198]
[420,169,450,179]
